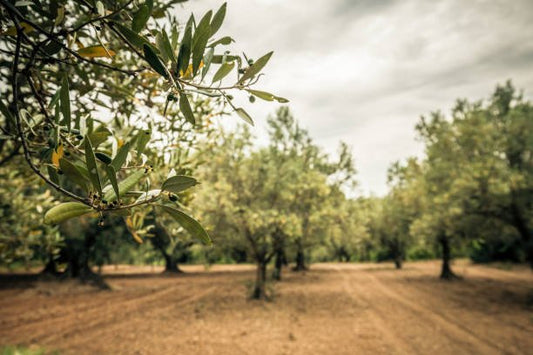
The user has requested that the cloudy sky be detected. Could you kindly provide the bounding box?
[184,0,533,196]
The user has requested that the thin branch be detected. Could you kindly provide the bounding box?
[9,15,89,205]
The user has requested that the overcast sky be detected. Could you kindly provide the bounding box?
[184,0,533,196]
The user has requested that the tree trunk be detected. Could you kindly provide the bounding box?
[394,256,402,270]
[293,240,307,271]
[40,256,58,276]
[252,261,267,299]
[272,248,284,281]
[150,221,184,274]
[439,234,457,280]
[163,252,183,273]
[510,202,533,268]
[62,231,110,289]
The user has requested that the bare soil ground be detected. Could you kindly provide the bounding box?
[1,260,532,355]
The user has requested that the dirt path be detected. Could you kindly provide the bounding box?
[1,261,532,354]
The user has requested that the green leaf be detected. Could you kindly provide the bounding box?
[179,93,195,125]
[192,10,212,75]
[238,51,273,84]
[84,135,102,194]
[210,2,226,37]
[201,47,214,81]
[235,107,254,126]
[208,36,233,48]
[159,205,212,245]
[246,89,274,101]
[211,54,240,64]
[113,22,149,48]
[132,4,151,33]
[60,75,71,131]
[48,89,60,109]
[143,44,168,78]
[161,175,198,194]
[95,152,112,164]
[47,165,60,185]
[176,24,192,76]
[275,96,289,103]
[42,40,62,56]
[111,141,131,171]
[105,165,119,203]
[59,158,90,192]
[156,30,175,64]
[88,126,111,147]
[103,169,146,202]
[136,130,151,155]
[44,202,93,225]
[212,61,234,83]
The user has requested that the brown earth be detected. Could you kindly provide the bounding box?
[1,260,533,355]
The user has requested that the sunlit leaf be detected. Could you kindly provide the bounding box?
[161,175,198,194]
[77,45,116,58]
[0,22,33,36]
[51,144,64,167]
[235,107,254,126]
[44,202,93,225]
[238,51,273,84]
[212,61,234,83]
[246,89,274,102]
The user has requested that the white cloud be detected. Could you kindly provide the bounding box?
[183,0,533,195]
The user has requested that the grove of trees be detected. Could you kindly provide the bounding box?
[1,1,532,299]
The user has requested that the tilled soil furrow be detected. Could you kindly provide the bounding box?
[58,285,220,354]
[333,266,419,355]
[364,272,502,354]
[6,283,183,344]
[382,271,533,353]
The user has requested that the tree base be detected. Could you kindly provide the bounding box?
[292,265,308,272]
[440,269,461,280]
[162,267,184,275]
[394,259,403,270]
